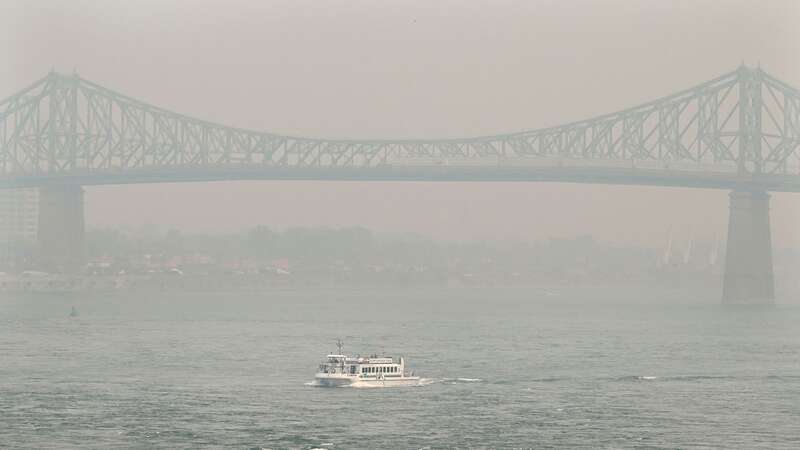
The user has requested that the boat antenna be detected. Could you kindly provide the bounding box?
[335,338,344,355]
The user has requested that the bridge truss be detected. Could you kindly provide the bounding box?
[1,66,799,186]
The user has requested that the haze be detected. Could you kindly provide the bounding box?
[3,0,799,247]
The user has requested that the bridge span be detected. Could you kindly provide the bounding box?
[1,66,799,303]
[7,164,800,192]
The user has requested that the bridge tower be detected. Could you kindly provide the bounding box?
[36,184,85,274]
[722,190,774,304]
[722,67,774,305]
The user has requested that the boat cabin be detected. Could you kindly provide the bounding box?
[318,354,407,378]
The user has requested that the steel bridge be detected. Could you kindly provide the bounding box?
[1,66,798,303]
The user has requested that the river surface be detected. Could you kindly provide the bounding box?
[1,287,799,449]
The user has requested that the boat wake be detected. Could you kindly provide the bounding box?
[421,377,485,386]
[446,377,484,383]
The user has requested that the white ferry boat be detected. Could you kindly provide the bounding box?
[314,340,420,387]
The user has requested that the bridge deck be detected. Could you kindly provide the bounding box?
[4,165,800,192]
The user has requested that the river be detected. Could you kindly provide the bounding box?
[1,287,798,448]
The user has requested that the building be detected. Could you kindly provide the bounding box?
[0,188,39,265]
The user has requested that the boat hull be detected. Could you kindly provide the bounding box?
[314,375,356,387]
[314,374,421,388]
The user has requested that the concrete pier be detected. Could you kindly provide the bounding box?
[37,185,85,273]
[722,190,774,305]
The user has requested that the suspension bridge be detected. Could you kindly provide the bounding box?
[1,65,798,303]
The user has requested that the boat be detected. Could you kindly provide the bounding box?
[314,340,420,387]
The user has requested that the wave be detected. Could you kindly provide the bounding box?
[528,374,800,385]
[765,374,800,380]
[530,377,566,383]
[614,374,739,382]
[667,375,734,381]
[611,375,662,382]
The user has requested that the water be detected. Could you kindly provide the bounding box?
[1,287,799,449]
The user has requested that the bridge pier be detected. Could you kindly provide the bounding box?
[722,189,774,305]
[37,185,85,274]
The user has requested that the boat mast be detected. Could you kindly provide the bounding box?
[335,338,345,372]
[336,338,344,355]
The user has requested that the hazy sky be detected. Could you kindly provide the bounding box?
[3,0,800,247]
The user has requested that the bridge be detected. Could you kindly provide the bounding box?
[2,66,799,303]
